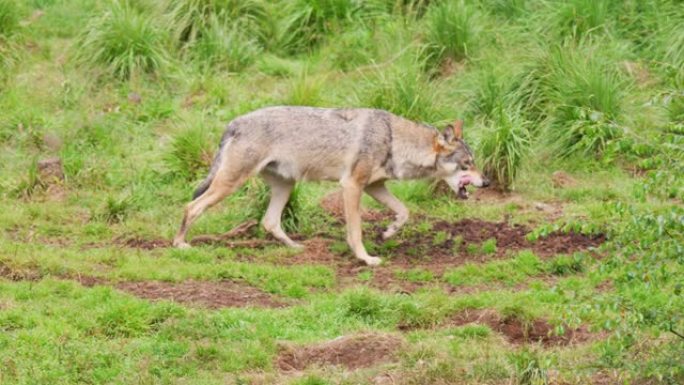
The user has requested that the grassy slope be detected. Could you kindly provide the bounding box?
[0,0,682,384]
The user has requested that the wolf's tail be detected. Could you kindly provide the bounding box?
[192,134,231,200]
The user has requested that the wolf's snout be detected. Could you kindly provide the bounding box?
[482,177,491,188]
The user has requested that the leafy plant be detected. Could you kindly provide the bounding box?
[541,44,628,158]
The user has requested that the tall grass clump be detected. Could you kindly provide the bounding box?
[552,0,616,39]
[480,0,526,19]
[284,70,325,106]
[359,53,445,122]
[272,0,382,54]
[76,3,171,79]
[650,8,684,85]
[540,44,628,158]
[478,107,530,191]
[371,0,431,17]
[322,25,377,71]
[188,16,260,72]
[165,0,266,44]
[164,126,214,181]
[423,0,480,71]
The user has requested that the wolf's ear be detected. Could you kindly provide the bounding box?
[443,120,463,143]
[434,132,456,153]
[453,120,463,140]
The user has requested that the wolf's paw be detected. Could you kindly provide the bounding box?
[382,228,397,240]
[289,242,305,249]
[173,240,191,249]
[364,256,382,266]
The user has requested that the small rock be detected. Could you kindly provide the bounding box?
[127,92,142,105]
[37,157,65,184]
[552,171,576,188]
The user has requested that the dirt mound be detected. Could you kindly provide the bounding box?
[116,280,288,309]
[448,309,593,346]
[276,333,404,371]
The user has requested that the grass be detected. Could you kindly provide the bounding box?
[1,0,683,384]
[478,107,530,191]
[76,2,172,79]
[423,0,480,68]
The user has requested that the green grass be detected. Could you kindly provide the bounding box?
[478,107,531,191]
[1,0,683,384]
[423,0,480,68]
[76,2,172,79]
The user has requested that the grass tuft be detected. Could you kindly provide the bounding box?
[165,0,266,44]
[478,107,530,191]
[359,52,444,122]
[76,2,171,79]
[423,0,479,69]
[188,15,260,72]
[164,125,214,181]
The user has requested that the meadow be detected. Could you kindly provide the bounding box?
[0,0,682,384]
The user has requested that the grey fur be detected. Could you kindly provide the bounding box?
[175,106,489,266]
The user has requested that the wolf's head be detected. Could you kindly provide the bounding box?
[434,120,490,199]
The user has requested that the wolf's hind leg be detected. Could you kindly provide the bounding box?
[173,173,249,248]
[365,181,409,240]
[260,173,302,248]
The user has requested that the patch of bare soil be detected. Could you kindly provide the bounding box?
[115,280,288,309]
[269,217,603,292]
[447,309,594,346]
[423,218,604,259]
[276,333,404,371]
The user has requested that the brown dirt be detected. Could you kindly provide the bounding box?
[276,333,404,371]
[447,309,594,346]
[551,171,577,188]
[115,280,288,309]
[117,218,604,293]
[262,217,604,292]
[0,262,42,281]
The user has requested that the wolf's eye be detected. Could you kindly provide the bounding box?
[460,164,469,171]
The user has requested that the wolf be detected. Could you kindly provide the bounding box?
[173,106,490,265]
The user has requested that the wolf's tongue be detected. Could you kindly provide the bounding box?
[457,175,472,200]
[459,175,473,187]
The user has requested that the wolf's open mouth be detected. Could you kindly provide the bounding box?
[458,177,471,200]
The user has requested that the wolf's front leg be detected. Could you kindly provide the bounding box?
[342,180,382,266]
[364,182,409,239]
